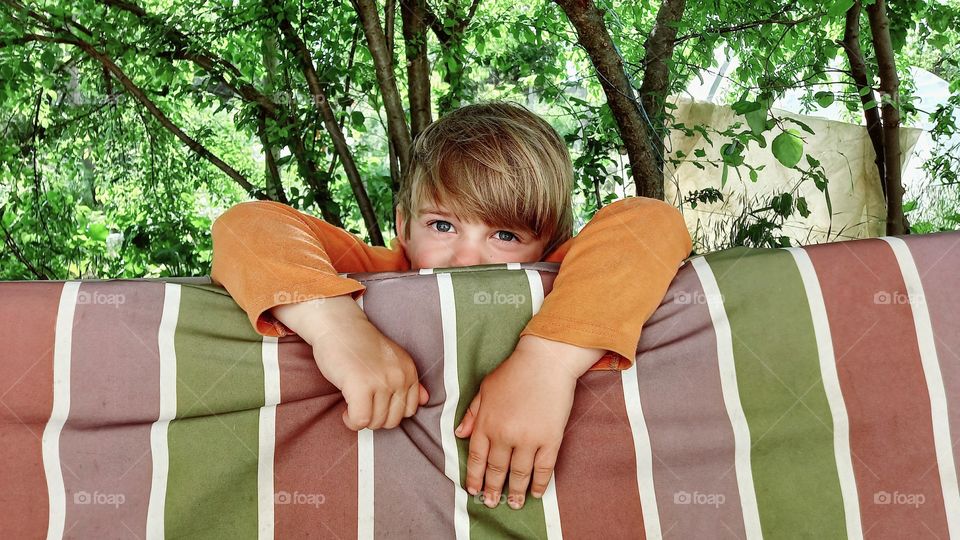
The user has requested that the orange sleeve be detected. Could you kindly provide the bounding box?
[210,200,409,337]
[521,196,692,372]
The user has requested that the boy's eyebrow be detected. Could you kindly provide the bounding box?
[419,207,454,217]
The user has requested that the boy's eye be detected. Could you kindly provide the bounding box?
[427,220,521,243]
[429,220,454,233]
[495,231,519,242]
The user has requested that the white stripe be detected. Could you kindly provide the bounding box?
[622,366,661,539]
[147,283,181,540]
[43,281,79,540]
[506,262,521,270]
[691,257,763,539]
[524,270,545,317]
[524,270,562,539]
[419,268,435,275]
[437,273,470,539]
[357,428,375,539]
[882,237,960,536]
[258,336,280,540]
[355,293,375,539]
[787,248,863,539]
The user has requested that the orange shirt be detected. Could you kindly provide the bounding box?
[210,196,692,372]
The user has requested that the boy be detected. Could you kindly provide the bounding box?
[210,101,691,512]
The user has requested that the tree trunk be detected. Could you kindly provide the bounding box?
[352,0,412,180]
[865,0,908,235]
[840,0,886,197]
[554,0,664,199]
[400,0,433,140]
[260,30,288,204]
[638,0,685,187]
[275,11,385,244]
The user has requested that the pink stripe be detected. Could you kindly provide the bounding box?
[0,282,62,537]
[902,232,960,497]
[555,372,647,538]
[362,276,455,536]
[807,239,950,536]
[274,338,357,538]
[60,282,164,538]
[635,268,747,537]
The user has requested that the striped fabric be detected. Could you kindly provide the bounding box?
[1,232,959,539]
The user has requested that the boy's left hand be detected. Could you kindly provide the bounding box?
[454,335,606,510]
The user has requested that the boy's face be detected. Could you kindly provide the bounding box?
[395,200,550,270]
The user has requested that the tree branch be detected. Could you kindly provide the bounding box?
[554,0,663,198]
[865,0,908,234]
[273,6,385,245]
[400,0,433,141]
[23,31,263,195]
[839,0,885,197]
[352,0,412,178]
[639,0,686,191]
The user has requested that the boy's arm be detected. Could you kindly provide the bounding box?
[210,200,409,337]
[521,196,692,370]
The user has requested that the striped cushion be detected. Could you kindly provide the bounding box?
[1,232,958,539]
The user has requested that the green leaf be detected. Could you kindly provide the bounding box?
[771,193,794,217]
[749,168,759,182]
[786,117,816,135]
[745,106,767,136]
[721,163,729,188]
[827,0,856,18]
[796,197,811,218]
[721,141,745,166]
[694,148,706,158]
[902,200,918,213]
[87,223,109,242]
[351,110,365,127]
[772,130,804,168]
[814,91,835,108]
[731,100,761,115]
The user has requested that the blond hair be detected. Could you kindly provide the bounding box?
[396,101,574,259]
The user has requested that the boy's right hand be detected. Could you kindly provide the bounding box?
[272,295,430,431]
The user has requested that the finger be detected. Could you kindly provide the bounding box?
[384,390,406,429]
[403,383,420,418]
[418,383,429,405]
[529,445,560,499]
[367,390,391,429]
[456,393,481,438]
[342,390,373,431]
[464,432,489,498]
[482,443,512,509]
[507,448,536,510]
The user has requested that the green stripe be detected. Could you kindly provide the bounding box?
[166,284,265,539]
[706,248,846,537]
[449,269,549,539]
[435,262,511,274]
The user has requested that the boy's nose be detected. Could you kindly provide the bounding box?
[451,247,484,267]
